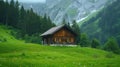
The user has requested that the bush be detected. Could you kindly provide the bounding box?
[21,52,26,57]
[3,38,7,42]
[106,52,115,58]
[80,33,90,47]
[0,37,7,42]
[104,37,120,54]
[10,29,23,39]
[24,34,42,44]
[24,34,30,43]
[91,38,100,48]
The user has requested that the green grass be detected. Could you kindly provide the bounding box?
[0,25,120,67]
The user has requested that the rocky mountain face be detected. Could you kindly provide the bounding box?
[80,0,120,44]
[21,0,112,25]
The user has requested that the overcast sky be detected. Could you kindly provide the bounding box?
[20,0,46,3]
[8,0,46,3]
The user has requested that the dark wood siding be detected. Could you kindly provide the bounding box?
[52,28,75,44]
[41,25,76,45]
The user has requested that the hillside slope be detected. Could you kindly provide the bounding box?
[80,0,120,44]
[0,25,120,67]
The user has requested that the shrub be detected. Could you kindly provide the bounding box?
[91,38,100,48]
[106,52,115,58]
[80,33,90,47]
[24,34,42,44]
[0,38,7,42]
[21,52,26,57]
[104,37,120,54]
[3,38,7,42]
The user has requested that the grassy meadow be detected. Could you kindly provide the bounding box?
[0,25,120,67]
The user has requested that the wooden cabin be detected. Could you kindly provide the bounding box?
[40,25,77,45]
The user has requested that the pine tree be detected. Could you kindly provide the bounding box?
[0,0,5,24]
[61,18,66,25]
[0,0,56,44]
[18,6,26,34]
[8,0,15,26]
[71,20,81,44]
[14,0,19,27]
[5,0,9,26]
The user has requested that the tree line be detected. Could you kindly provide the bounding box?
[0,0,55,35]
[0,0,119,54]
[0,0,55,43]
[80,0,120,54]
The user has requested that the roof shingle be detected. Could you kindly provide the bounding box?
[40,25,64,36]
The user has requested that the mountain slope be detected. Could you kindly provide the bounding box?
[80,0,120,44]
[21,0,114,25]
[0,25,120,67]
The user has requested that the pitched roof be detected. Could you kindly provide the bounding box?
[40,25,65,36]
